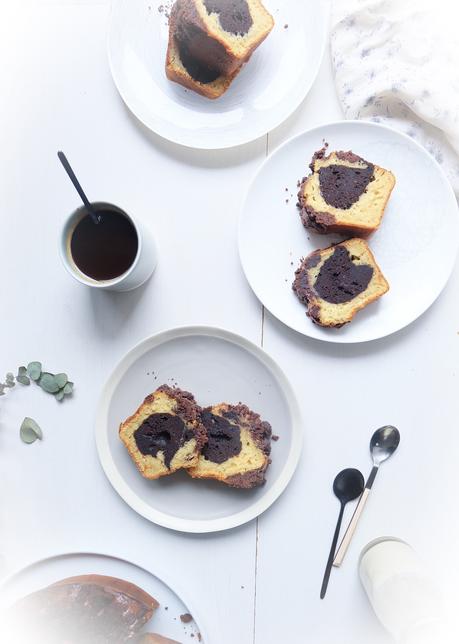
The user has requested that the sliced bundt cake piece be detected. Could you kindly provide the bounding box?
[172,0,274,76]
[188,403,272,488]
[298,149,396,235]
[7,575,159,643]
[166,0,241,99]
[293,238,389,328]
[119,385,206,480]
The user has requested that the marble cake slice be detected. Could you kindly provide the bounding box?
[298,149,396,235]
[171,0,274,77]
[292,238,389,328]
[188,402,272,488]
[7,575,159,643]
[119,385,207,480]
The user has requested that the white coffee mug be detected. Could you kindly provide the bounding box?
[59,201,158,291]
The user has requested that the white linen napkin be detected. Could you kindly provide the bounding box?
[331,0,459,198]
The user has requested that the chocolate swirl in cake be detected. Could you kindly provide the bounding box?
[201,411,242,463]
[313,246,374,304]
[204,0,253,35]
[176,37,221,83]
[134,414,194,469]
[318,162,375,210]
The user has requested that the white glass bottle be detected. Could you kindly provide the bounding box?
[359,537,454,643]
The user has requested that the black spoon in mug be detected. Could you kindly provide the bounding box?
[57,151,101,225]
[320,468,364,599]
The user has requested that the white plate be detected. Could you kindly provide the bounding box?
[96,326,302,532]
[107,0,329,149]
[0,552,206,642]
[239,121,459,343]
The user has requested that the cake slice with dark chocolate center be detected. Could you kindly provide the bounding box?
[6,575,159,644]
[166,0,242,99]
[293,238,389,327]
[119,385,206,480]
[298,149,396,235]
[188,403,272,488]
[169,0,274,77]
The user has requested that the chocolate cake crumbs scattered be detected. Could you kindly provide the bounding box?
[272,434,279,441]
[180,613,193,624]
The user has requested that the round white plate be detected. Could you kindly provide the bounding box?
[239,120,459,343]
[107,0,329,149]
[0,552,206,642]
[96,326,302,532]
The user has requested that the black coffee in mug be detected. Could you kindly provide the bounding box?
[70,208,138,281]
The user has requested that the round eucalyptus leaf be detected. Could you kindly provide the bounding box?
[39,373,60,393]
[16,375,31,386]
[27,362,42,381]
[63,382,74,395]
[55,390,65,402]
[18,366,27,377]
[20,417,43,444]
[55,373,68,389]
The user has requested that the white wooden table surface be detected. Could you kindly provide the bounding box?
[1,2,458,643]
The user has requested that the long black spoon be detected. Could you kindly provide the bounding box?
[320,468,364,599]
[57,151,101,224]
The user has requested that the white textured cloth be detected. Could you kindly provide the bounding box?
[331,0,459,197]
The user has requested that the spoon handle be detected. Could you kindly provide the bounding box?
[332,490,370,567]
[333,466,379,567]
[320,502,345,599]
[57,151,100,224]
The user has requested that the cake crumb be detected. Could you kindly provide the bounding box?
[181,613,193,624]
[284,24,289,29]
[272,434,280,442]
[158,2,171,20]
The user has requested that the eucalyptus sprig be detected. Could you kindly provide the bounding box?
[0,362,74,402]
